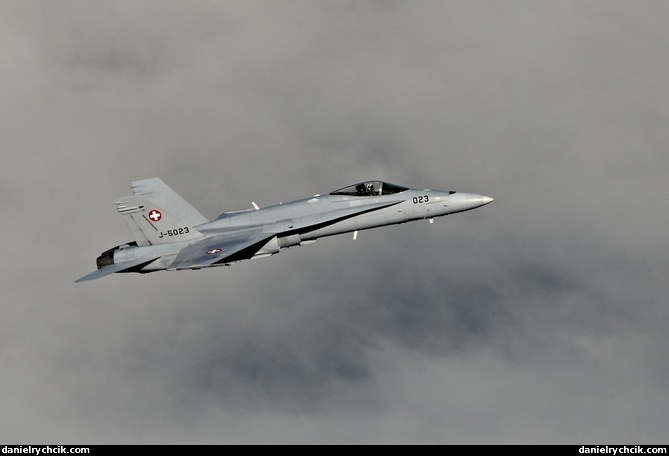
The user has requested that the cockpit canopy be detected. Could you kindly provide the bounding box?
[330,181,409,197]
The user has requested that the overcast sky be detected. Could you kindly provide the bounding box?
[2,0,668,444]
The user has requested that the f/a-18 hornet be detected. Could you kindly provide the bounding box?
[76,178,493,282]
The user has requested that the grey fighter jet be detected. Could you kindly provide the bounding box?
[75,178,493,282]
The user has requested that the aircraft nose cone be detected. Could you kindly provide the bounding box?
[449,193,494,213]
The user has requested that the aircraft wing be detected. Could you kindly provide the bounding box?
[169,230,275,270]
[169,200,405,270]
[75,257,161,283]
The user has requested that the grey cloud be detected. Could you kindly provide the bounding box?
[2,0,668,444]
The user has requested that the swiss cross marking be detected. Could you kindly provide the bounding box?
[148,210,162,222]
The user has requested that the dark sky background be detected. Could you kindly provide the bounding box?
[2,1,668,444]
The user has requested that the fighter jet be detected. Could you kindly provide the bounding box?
[75,178,493,282]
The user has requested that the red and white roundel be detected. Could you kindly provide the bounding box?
[206,248,222,255]
[148,209,162,222]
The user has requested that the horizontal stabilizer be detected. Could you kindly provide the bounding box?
[75,257,160,283]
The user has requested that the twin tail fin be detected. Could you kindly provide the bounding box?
[114,178,208,246]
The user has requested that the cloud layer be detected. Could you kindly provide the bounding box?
[2,1,668,444]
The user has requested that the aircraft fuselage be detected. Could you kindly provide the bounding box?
[76,179,493,282]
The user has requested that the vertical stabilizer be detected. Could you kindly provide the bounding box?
[115,178,208,246]
[130,178,209,226]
